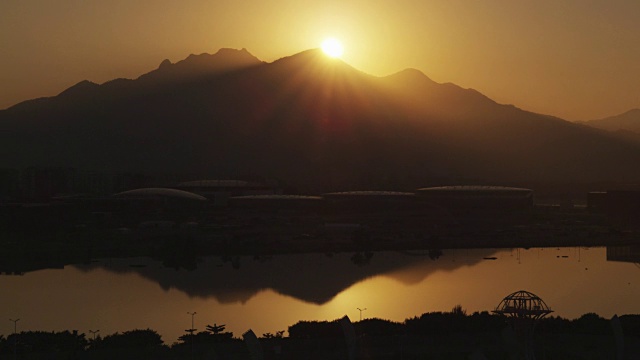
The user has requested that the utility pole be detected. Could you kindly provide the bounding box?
[9,318,19,360]
[187,312,197,359]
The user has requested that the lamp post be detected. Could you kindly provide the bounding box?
[187,312,197,359]
[9,318,19,334]
[89,329,100,341]
[187,312,197,332]
[9,318,19,360]
[356,308,367,321]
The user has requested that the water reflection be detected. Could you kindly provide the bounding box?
[74,249,496,305]
[0,247,638,344]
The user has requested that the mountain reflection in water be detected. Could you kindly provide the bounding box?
[74,250,493,305]
[1,247,638,343]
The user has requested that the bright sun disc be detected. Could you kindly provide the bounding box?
[321,38,344,58]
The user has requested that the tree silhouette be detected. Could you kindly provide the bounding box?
[262,330,285,339]
[206,323,226,334]
[89,329,163,350]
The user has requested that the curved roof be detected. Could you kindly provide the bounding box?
[417,186,532,199]
[417,186,531,193]
[323,191,415,197]
[493,290,553,318]
[177,180,265,188]
[231,195,322,201]
[113,188,207,201]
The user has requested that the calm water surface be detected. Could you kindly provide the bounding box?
[1,247,639,343]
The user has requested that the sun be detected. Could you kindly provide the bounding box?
[321,38,344,58]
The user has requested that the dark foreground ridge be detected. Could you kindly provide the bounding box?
[1,309,639,359]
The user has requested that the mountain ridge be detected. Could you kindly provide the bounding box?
[580,108,640,133]
[2,48,640,191]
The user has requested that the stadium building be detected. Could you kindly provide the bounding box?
[174,180,275,205]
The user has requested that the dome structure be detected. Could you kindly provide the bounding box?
[231,195,322,201]
[113,188,207,201]
[323,191,415,199]
[493,290,552,359]
[177,180,258,188]
[174,180,275,204]
[493,290,553,319]
[417,186,532,197]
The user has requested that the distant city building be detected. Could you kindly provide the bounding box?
[113,187,207,218]
[174,180,276,205]
[114,188,208,201]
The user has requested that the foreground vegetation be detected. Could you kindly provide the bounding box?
[1,308,639,359]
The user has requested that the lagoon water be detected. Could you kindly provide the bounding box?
[1,247,638,343]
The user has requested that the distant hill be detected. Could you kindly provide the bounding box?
[578,109,640,144]
[3,48,640,191]
[580,109,640,133]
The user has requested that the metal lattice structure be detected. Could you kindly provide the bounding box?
[493,290,553,320]
[493,290,553,360]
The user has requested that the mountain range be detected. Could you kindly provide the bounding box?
[3,48,640,192]
[579,109,640,143]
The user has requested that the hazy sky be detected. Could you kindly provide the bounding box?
[1,0,639,120]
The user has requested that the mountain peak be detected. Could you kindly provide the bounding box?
[139,48,262,83]
[158,59,172,69]
[385,68,434,83]
[5,47,640,186]
[57,80,99,97]
[269,48,361,75]
[214,47,254,57]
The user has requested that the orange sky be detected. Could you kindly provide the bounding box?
[1,0,639,120]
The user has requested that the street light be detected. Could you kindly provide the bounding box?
[9,318,19,360]
[187,312,197,332]
[9,318,19,334]
[89,329,100,341]
[187,312,197,359]
[356,308,367,321]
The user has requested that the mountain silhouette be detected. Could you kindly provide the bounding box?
[580,109,640,134]
[138,47,263,84]
[3,48,640,191]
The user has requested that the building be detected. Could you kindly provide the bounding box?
[174,180,276,205]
